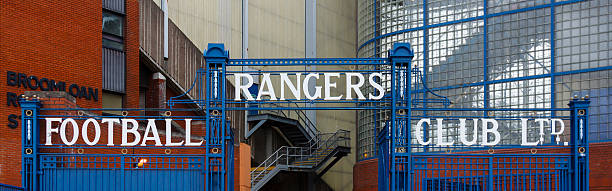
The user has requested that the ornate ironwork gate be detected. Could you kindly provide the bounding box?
[20,42,587,191]
[376,45,590,191]
[20,99,231,191]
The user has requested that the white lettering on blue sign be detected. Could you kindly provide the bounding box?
[233,73,385,101]
[414,118,566,146]
[44,118,202,147]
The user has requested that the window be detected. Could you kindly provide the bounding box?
[102,10,126,93]
[102,91,123,115]
[103,11,123,36]
[102,11,124,51]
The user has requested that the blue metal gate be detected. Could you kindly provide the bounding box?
[20,100,234,191]
[19,42,587,191]
[377,44,590,191]
[39,154,205,190]
[186,43,587,191]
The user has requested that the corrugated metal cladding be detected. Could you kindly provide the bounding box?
[139,0,204,100]
[103,48,126,93]
[103,0,125,13]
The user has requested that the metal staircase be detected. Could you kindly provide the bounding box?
[250,130,351,191]
[246,102,319,146]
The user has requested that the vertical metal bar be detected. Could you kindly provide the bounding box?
[205,57,211,191]
[549,0,557,144]
[406,61,412,191]
[422,0,429,154]
[483,0,489,110]
[221,55,227,191]
[390,58,397,191]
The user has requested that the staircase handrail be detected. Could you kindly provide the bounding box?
[250,146,311,185]
[250,129,351,189]
[320,130,350,152]
[297,129,350,167]
[252,101,319,143]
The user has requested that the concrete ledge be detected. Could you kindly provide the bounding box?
[24,91,76,103]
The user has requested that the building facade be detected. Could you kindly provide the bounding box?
[0,0,141,186]
[1,0,252,189]
[151,1,359,190]
[355,0,612,190]
[2,0,612,190]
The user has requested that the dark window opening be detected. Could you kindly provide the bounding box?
[102,11,125,51]
[103,11,124,37]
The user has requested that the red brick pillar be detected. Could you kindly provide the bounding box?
[148,72,166,113]
[235,143,251,191]
[354,159,379,191]
[24,91,79,151]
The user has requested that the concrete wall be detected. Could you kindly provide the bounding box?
[152,0,242,58]
[150,0,357,190]
[315,1,357,190]
[152,0,306,59]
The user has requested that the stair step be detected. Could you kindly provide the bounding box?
[251,166,275,172]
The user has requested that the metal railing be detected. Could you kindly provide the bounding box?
[250,146,311,185]
[310,130,350,155]
[0,183,23,191]
[252,101,319,142]
[250,129,350,188]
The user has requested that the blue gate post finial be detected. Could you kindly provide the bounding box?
[204,43,229,66]
[387,43,414,191]
[388,43,414,66]
[568,96,590,191]
[20,96,42,191]
[203,43,230,191]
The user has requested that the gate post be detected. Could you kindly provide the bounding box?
[568,96,590,191]
[19,96,41,191]
[387,43,414,191]
[204,43,230,191]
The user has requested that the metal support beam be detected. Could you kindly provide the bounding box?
[318,156,341,177]
[246,119,267,139]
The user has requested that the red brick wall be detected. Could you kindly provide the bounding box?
[589,142,612,190]
[0,0,139,186]
[353,158,378,191]
[354,142,612,191]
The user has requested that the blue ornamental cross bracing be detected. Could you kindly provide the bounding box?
[18,43,590,191]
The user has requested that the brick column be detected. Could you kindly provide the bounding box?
[235,143,252,191]
[147,72,167,114]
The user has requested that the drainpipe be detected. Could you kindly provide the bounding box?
[242,0,250,142]
[305,0,317,134]
[162,0,168,61]
[242,0,248,60]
